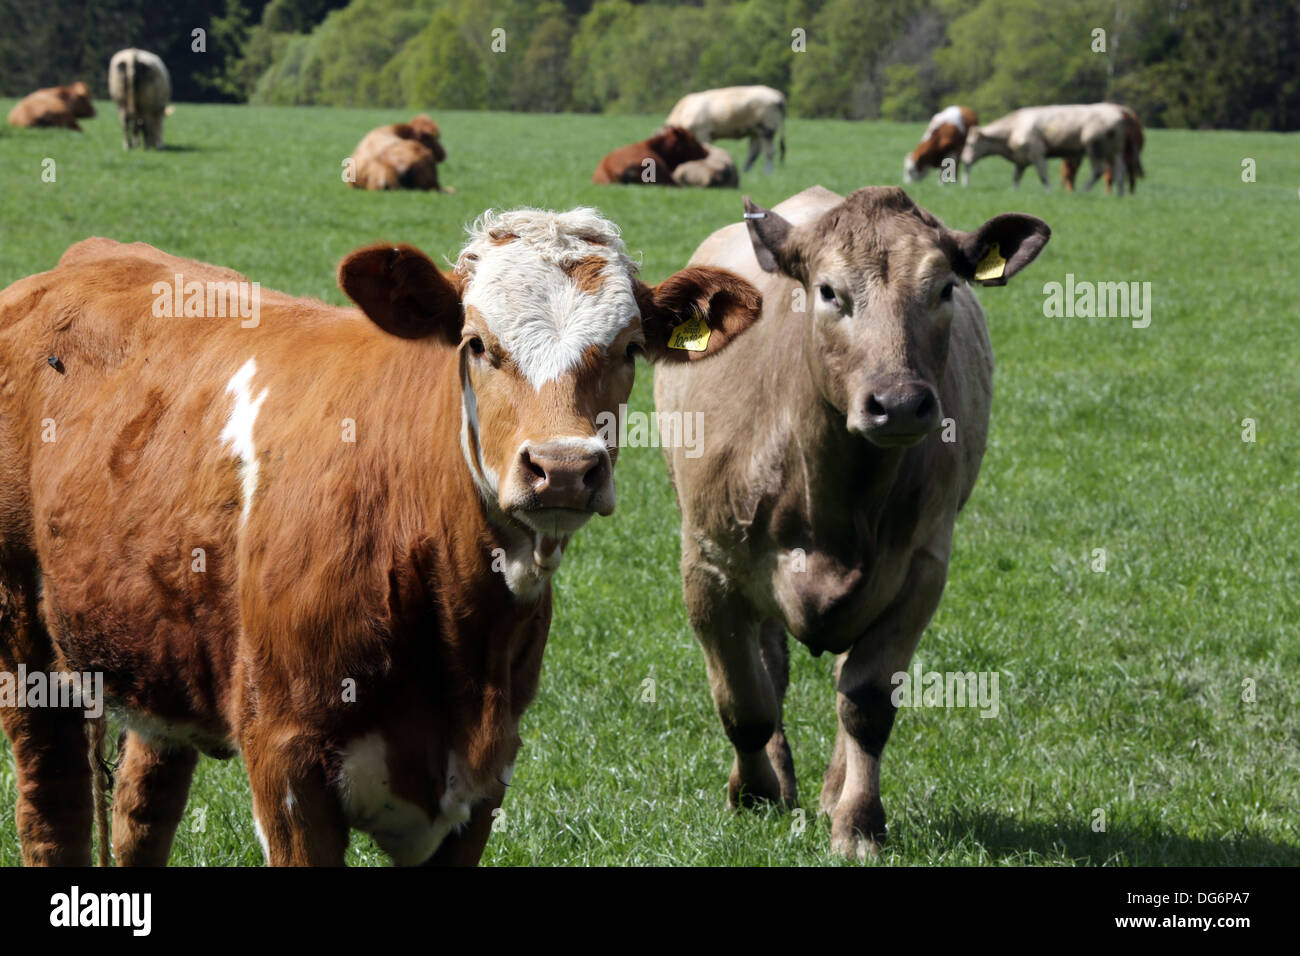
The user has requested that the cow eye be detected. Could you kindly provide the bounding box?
[940,281,955,302]
[625,341,644,362]
[467,336,486,356]
[818,284,837,304]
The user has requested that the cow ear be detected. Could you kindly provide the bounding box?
[952,213,1051,286]
[338,243,462,344]
[635,266,763,363]
[744,196,804,281]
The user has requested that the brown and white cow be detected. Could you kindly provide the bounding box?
[6,82,96,131]
[903,105,977,184]
[960,103,1128,193]
[108,48,171,150]
[1061,106,1144,195]
[592,126,708,185]
[672,143,740,188]
[348,115,448,191]
[0,208,761,866]
[654,186,1049,858]
[666,86,787,175]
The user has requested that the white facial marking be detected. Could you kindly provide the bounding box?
[456,208,639,389]
[219,358,268,524]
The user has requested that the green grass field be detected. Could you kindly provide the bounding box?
[0,103,1297,866]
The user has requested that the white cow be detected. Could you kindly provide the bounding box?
[108,48,171,150]
[960,103,1128,193]
[665,85,786,175]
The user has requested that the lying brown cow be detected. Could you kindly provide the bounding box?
[1062,106,1145,195]
[903,105,977,184]
[655,186,1050,859]
[0,211,761,866]
[7,82,95,130]
[672,143,740,188]
[592,126,708,185]
[349,115,447,191]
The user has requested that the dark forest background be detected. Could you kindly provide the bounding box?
[2,0,1296,130]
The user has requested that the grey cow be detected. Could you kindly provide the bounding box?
[654,186,1050,859]
[108,48,171,150]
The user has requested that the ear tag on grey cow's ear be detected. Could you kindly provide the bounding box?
[667,308,711,352]
[743,212,766,220]
[975,243,1007,286]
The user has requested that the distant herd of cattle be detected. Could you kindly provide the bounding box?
[9,60,1144,195]
[5,49,1146,869]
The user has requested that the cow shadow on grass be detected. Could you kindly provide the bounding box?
[922,808,1300,865]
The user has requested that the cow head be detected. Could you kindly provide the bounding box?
[959,126,996,170]
[744,187,1049,447]
[63,81,95,118]
[407,114,446,164]
[339,208,762,593]
[648,126,709,170]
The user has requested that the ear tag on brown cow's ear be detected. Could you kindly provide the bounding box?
[667,310,711,352]
[975,243,1006,285]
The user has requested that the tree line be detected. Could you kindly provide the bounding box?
[3,0,1296,130]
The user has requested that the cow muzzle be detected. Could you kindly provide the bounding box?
[849,381,942,448]
[503,438,615,534]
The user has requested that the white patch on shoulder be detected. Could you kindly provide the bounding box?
[219,358,269,524]
[456,208,640,389]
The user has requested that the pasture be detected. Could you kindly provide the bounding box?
[0,103,1296,866]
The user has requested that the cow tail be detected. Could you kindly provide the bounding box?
[89,716,111,866]
[125,54,136,124]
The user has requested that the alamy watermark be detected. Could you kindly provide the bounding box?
[595,403,704,458]
[891,662,1000,718]
[0,666,103,718]
[1043,274,1152,328]
[152,273,261,328]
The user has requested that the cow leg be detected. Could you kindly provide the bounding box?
[0,565,93,865]
[117,108,132,149]
[1112,155,1127,196]
[1033,152,1050,188]
[743,136,762,173]
[423,784,507,867]
[683,556,793,808]
[243,727,348,866]
[757,619,797,805]
[762,133,776,175]
[111,731,198,866]
[826,546,950,860]
[145,113,164,150]
[1012,164,1026,188]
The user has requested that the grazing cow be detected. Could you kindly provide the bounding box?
[348,115,448,191]
[672,143,740,188]
[7,82,95,131]
[592,126,708,185]
[108,48,171,150]
[1062,106,1144,195]
[654,186,1050,859]
[0,211,762,867]
[960,103,1128,193]
[903,105,977,183]
[666,86,787,175]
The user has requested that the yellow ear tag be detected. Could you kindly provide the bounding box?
[974,243,1006,283]
[667,313,711,352]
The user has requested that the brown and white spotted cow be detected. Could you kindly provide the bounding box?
[6,82,96,131]
[903,105,977,184]
[0,208,761,866]
[655,186,1049,859]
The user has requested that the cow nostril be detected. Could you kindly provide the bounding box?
[914,391,935,421]
[521,451,547,484]
[867,394,888,419]
[583,459,607,490]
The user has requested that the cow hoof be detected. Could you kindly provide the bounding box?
[830,830,883,862]
[830,799,886,860]
[727,758,791,811]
